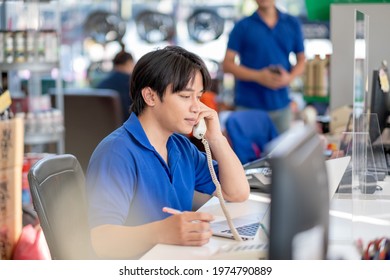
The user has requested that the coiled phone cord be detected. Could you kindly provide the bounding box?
[201,137,243,242]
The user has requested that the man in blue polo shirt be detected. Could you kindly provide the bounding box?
[222,0,305,133]
[86,46,250,259]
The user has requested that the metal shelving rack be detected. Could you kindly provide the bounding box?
[0,0,64,154]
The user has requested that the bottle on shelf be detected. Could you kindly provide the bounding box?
[316,54,330,97]
[304,57,316,96]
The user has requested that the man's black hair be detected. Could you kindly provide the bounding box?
[130,46,211,115]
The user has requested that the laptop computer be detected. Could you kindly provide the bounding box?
[208,156,349,241]
[210,213,266,241]
[199,198,270,241]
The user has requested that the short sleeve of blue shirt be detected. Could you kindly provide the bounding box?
[86,113,218,228]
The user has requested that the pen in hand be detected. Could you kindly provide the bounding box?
[162,207,182,215]
[162,207,214,226]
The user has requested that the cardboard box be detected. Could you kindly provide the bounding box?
[0,117,24,169]
[0,213,22,260]
[330,105,352,135]
[0,167,22,259]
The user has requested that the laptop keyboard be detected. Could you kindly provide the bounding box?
[221,222,260,237]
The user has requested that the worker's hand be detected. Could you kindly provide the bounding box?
[158,211,214,246]
[257,66,291,90]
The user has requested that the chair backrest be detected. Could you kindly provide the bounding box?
[225,110,279,164]
[28,154,97,260]
[51,88,123,172]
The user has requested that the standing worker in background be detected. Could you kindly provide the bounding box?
[97,42,135,122]
[222,0,305,133]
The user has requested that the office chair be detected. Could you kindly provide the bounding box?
[225,110,279,164]
[28,154,97,260]
[50,88,123,172]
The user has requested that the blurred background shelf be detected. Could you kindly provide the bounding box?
[0,63,59,72]
[24,130,64,146]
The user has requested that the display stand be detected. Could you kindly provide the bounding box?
[336,113,389,242]
[329,8,390,252]
[338,114,386,192]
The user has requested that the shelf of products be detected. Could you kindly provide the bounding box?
[0,0,64,153]
[303,54,330,100]
[0,62,58,72]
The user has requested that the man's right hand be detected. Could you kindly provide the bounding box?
[158,211,215,246]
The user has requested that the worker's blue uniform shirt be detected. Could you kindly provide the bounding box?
[225,110,279,164]
[227,9,305,111]
[86,113,217,228]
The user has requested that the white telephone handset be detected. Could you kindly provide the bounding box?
[193,117,243,242]
[193,118,207,140]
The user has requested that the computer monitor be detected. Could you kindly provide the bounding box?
[369,69,390,145]
[266,125,329,260]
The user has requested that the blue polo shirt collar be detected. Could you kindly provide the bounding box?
[123,113,181,176]
[250,8,286,25]
[123,113,155,151]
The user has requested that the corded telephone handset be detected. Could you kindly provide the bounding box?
[193,118,243,242]
[193,118,207,140]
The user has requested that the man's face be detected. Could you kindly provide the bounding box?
[153,71,204,136]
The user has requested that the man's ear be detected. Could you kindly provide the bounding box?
[141,87,157,106]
